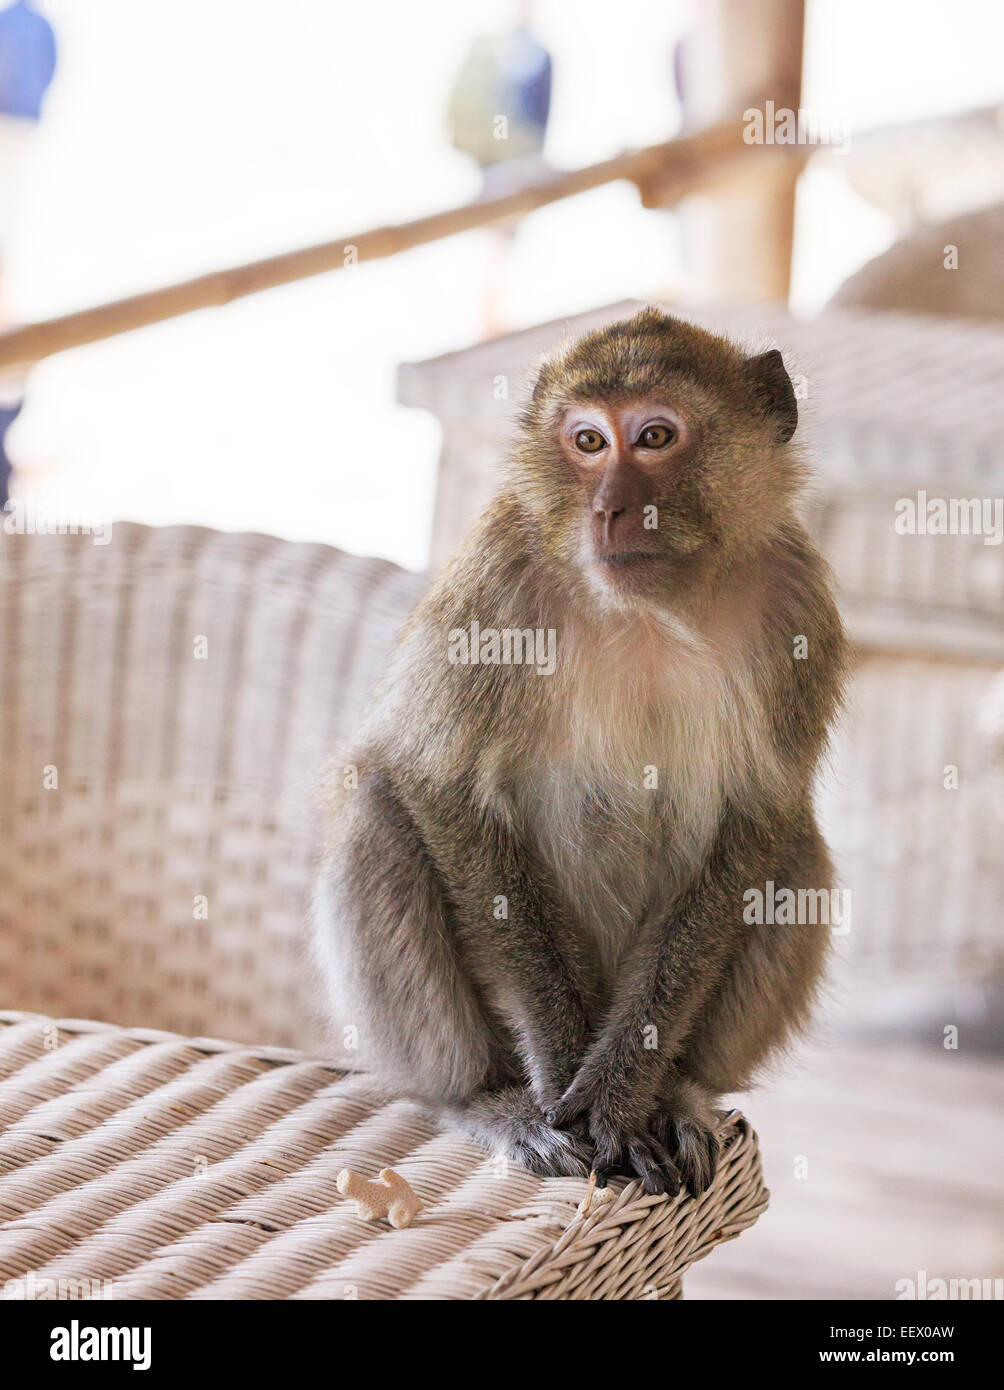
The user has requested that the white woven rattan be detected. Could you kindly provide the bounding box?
[0,1013,768,1301]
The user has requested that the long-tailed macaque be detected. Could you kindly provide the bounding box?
[312,307,848,1196]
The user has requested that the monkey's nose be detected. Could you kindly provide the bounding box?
[595,506,625,542]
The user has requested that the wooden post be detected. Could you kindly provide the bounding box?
[676,0,806,304]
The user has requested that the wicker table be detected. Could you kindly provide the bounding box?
[0,1012,768,1301]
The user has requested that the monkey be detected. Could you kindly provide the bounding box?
[311,306,848,1198]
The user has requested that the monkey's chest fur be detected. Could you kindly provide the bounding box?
[516,614,775,989]
[524,771,674,987]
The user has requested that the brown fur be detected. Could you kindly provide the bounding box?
[312,307,848,1193]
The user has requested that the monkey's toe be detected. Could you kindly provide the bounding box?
[451,1086,592,1178]
[502,1104,593,1177]
[512,1122,592,1178]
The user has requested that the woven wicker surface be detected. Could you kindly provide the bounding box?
[0,523,427,1051]
[0,1012,768,1301]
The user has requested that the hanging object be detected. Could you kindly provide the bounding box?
[448,20,552,193]
[447,15,554,334]
[0,2,56,506]
[0,400,20,506]
[0,0,57,121]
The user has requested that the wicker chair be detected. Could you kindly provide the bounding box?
[0,524,768,1299]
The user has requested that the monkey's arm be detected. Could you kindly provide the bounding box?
[545,804,794,1182]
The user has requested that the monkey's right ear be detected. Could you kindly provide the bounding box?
[747,349,798,444]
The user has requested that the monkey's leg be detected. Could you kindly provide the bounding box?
[644,915,827,1198]
[313,772,592,1177]
[313,772,510,1104]
[418,787,601,1110]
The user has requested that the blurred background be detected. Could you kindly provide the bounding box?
[0,0,1001,1300]
[2,0,1004,562]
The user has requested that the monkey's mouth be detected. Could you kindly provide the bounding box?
[593,551,661,568]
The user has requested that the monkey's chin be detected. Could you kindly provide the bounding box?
[581,551,670,607]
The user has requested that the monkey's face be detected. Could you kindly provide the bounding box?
[516,308,803,604]
[554,397,696,595]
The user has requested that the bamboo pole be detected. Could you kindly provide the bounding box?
[677,0,806,303]
[0,120,795,371]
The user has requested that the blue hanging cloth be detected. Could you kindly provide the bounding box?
[0,0,57,122]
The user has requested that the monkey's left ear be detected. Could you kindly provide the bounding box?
[746,349,798,444]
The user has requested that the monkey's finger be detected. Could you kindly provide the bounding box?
[568,1114,591,1142]
[642,1132,683,1198]
[670,1119,719,1199]
[625,1136,672,1196]
[631,1133,682,1197]
[591,1143,624,1187]
[703,1130,720,1190]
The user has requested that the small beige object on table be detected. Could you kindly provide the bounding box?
[0,1013,768,1301]
[335,1168,422,1229]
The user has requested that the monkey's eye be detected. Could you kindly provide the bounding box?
[637,423,676,449]
[574,428,607,455]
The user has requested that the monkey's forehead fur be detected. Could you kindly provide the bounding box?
[523,306,760,421]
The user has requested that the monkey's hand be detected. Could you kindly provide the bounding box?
[647,1100,719,1199]
[547,1065,719,1199]
[543,1055,668,1195]
[550,1092,681,1196]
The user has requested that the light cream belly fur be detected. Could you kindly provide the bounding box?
[515,605,781,987]
[523,769,674,987]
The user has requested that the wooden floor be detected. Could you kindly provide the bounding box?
[686,1035,1004,1300]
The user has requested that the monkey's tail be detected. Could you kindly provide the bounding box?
[443,1085,591,1179]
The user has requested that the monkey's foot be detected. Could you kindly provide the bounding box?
[649,1109,719,1199]
[447,1086,592,1179]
